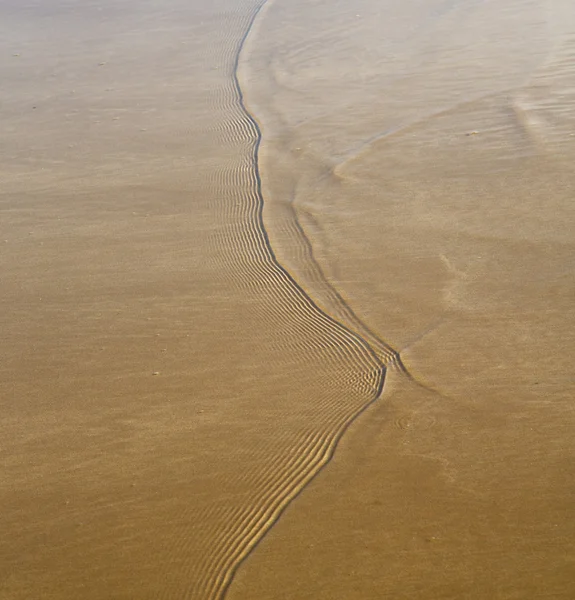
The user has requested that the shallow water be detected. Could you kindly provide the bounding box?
[1,0,574,598]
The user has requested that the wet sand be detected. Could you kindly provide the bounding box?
[1,0,574,598]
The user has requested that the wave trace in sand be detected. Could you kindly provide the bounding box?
[184,1,412,597]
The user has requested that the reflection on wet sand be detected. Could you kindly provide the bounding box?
[1,0,574,598]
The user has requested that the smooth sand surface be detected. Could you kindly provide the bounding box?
[1,0,574,598]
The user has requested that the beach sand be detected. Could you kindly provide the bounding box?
[1,0,574,598]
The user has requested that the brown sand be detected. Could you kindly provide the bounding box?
[1,0,574,599]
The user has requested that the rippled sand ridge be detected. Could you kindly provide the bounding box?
[1,0,574,599]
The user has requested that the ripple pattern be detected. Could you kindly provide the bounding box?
[178,1,405,597]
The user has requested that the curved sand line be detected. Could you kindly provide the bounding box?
[183,2,389,598]
[184,0,442,596]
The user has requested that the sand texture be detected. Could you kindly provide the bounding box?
[1,0,574,598]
